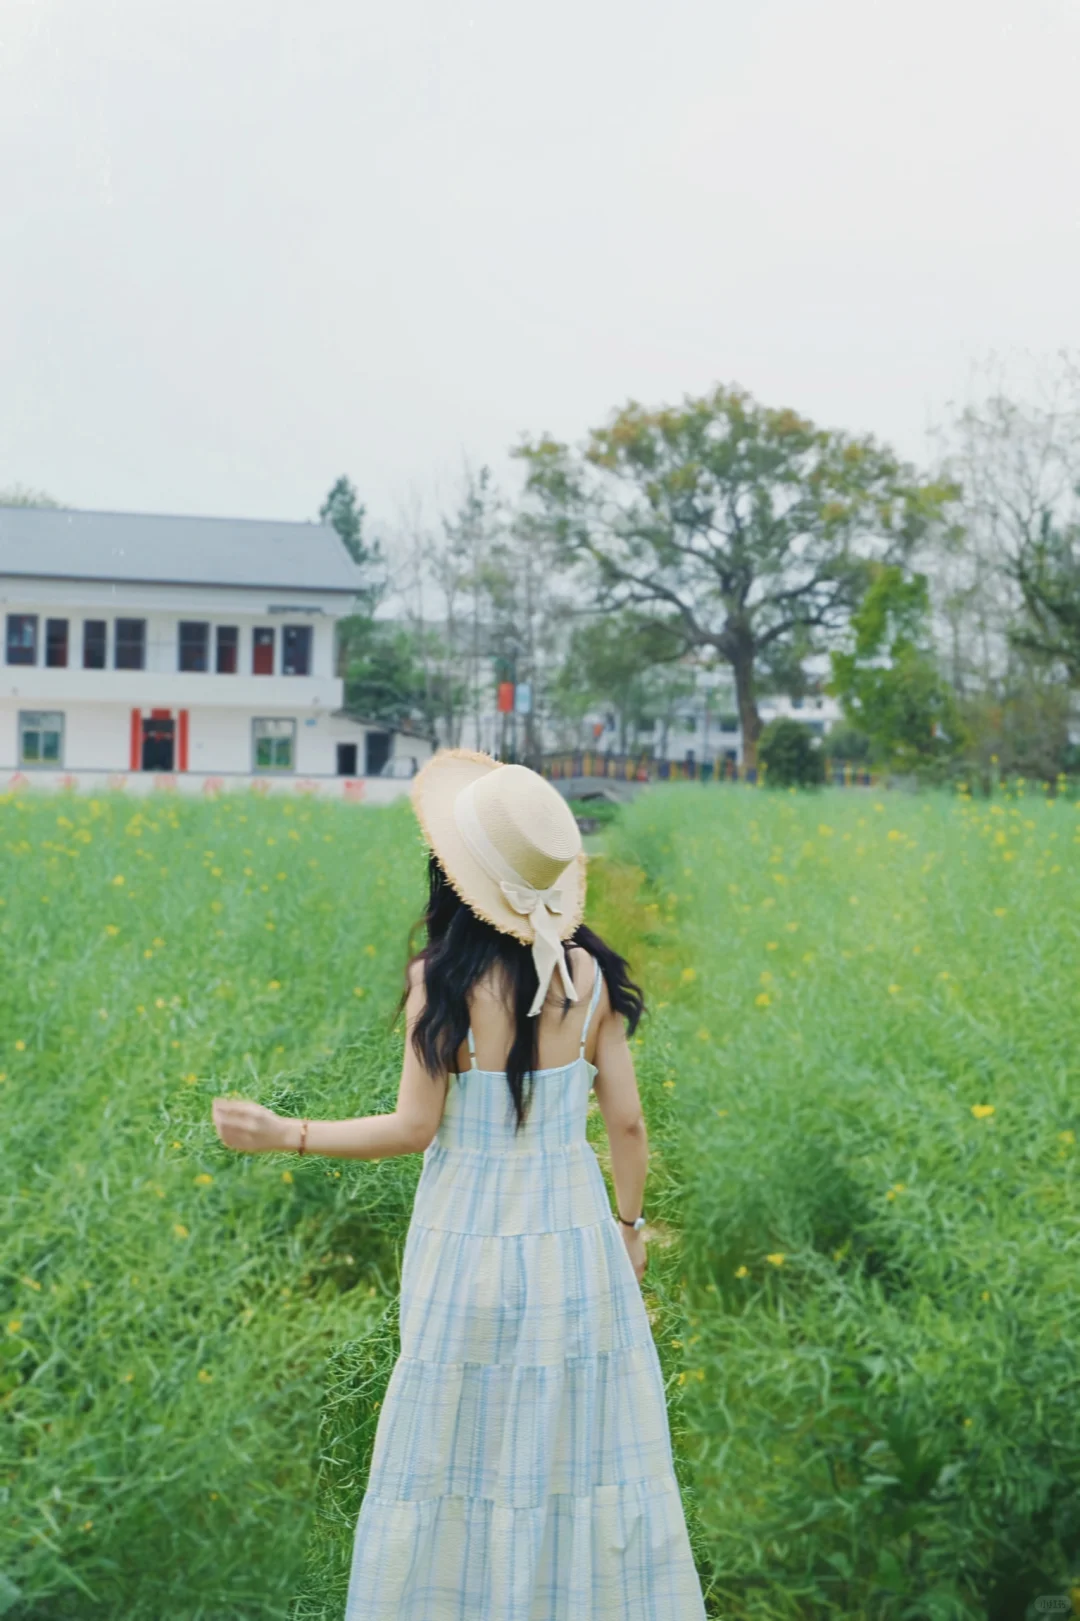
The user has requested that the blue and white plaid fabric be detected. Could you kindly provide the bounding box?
[345,961,707,1619]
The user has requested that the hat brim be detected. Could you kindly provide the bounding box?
[410,748,587,943]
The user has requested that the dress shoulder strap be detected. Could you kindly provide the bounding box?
[466,1026,478,1072]
[578,956,604,1058]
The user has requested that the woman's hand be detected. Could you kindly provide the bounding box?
[212,1097,298,1155]
[621,1226,647,1284]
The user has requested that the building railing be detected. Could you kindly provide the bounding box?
[540,751,879,787]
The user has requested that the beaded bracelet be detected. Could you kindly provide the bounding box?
[297,1119,310,1156]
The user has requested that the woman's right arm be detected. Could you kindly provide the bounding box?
[591,991,650,1282]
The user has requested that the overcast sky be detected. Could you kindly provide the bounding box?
[2,0,1078,537]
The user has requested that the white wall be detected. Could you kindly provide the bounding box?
[0,699,433,781]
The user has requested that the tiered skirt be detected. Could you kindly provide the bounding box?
[344,1140,706,1619]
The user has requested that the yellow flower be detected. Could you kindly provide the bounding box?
[676,1371,686,1386]
[971,1104,995,1120]
[993,907,1007,917]
[81,1519,94,1533]
[267,980,281,991]
[755,992,771,1007]
[734,1265,748,1279]
[766,941,778,951]
[265,921,275,932]
[1058,1130,1075,1145]
[353,987,366,998]
[14,1039,25,1052]
[144,949,154,959]
[184,1073,198,1086]
[680,967,696,984]
[662,1079,676,1089]
[155,997,166,1009]
[7,1320,21,1334]
[364,943,376,957]
[981,1289,991,1301]
[120,1371,134,1383]
[765,1252,785,1267]
[104,923,120,936]
[282,1170,294,1184]
[696,1028,711,1042]
[818,824,833,837]
[194,1173,213,1187]
[153,937,165,948]
[888,984,901,996]
[22,1276,41,1291]
[785,922,799,932]
[112,874,125,886]
[211,867,223,877]
[173,1223,190,1239]
[197,1368,213,1383]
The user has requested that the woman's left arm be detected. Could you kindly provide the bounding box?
[212,962,448,1161]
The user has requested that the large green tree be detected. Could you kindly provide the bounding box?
[517,386,956,766]
[829,564,962,772]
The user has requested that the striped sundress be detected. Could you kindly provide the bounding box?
[344,957,707,1619]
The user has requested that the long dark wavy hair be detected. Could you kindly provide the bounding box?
[402,855,644,1131]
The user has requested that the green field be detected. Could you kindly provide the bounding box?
[3,783,1080,1619]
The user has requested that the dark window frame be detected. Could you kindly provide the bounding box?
[114,618,146,672]
[215,625,239,674]
[6,613,38,666]
[45,618,69,669]
[83,620,107,670]
[282,624,313,676]
[178,621,210,673]
[252,627,275,676]
[18,709,64,767]
[252,717,296,773]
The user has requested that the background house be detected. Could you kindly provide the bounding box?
[0,507,431,798]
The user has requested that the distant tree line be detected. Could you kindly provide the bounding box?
[320,353,1080,785]
[9,357,1077,785]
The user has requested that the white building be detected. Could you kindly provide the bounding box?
[0,506,431,799]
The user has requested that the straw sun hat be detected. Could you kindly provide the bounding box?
[410,749,587,1015]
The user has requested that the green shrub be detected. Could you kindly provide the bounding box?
[758,717,826,787]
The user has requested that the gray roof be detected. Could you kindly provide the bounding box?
[0,506,364,594]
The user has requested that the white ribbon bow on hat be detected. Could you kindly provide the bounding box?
[453,780,579,1017]
[499,879,578,1017]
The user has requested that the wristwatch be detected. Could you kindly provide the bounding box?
[618,1210,646,1232]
